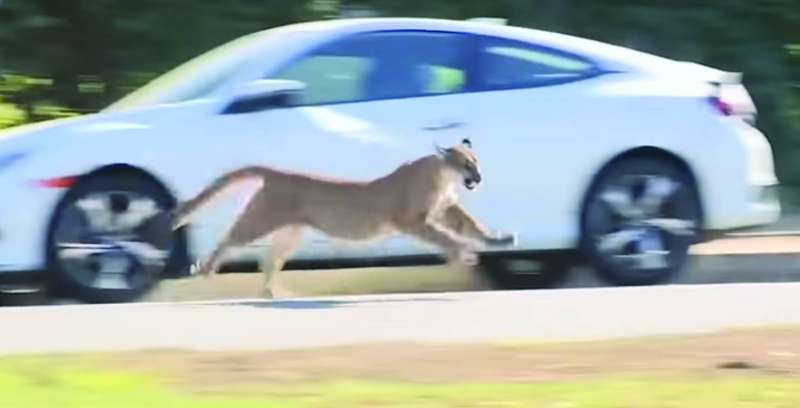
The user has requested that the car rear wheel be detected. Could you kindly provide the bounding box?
[46,172,184,303]
[580,157,701,286]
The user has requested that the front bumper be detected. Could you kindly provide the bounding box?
[0,178,64,273]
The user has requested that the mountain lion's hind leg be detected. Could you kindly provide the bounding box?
[193,199,285,278]
[192,239,233,278]
[439,204,516,247]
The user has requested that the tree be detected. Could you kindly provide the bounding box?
[1,0,798,183]
[0,0,332,120]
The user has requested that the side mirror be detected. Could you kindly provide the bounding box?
[221,79,306,114]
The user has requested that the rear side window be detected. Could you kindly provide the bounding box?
[272,31,471,105]
[275,55,371,104]
[477,36,597,90]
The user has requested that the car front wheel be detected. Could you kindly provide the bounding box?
[580,157,702,286]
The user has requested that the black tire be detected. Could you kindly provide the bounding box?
[0,288,48,307]
[479,253,574,290]
[580,156,702,286]
[45,172,187,303]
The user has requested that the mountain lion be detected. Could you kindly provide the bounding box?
[170,139,516,295]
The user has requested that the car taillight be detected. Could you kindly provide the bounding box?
[707,79,757,124]
[709,95,733,116]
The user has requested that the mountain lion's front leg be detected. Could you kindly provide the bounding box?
[260,225,304,299]
[403,222,478,266]
[438,203,516,247]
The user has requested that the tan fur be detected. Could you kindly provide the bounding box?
[171,140,516,296]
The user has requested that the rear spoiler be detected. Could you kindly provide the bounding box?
[673,61,741,84]
[465,17,508,25]
[708,70,743,86]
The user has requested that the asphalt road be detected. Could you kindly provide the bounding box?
[1,282,800,355]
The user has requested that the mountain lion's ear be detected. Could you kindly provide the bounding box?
[434,142,450,157]
[461,138,472,148]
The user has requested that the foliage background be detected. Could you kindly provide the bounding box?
[1,0,797,182]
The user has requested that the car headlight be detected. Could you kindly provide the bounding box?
[0,151,30,173]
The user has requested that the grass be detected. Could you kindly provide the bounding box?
[0,101,25,129]
[1,356,799,407]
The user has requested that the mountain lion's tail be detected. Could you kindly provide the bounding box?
[172,166,267,230]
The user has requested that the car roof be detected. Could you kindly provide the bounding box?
[264,17,678,73]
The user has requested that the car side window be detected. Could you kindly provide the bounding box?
[478,36,597,90]
[271,31,471,106]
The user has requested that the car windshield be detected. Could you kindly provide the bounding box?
[104,28,297,112]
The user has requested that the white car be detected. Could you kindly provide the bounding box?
[0,17,780,303]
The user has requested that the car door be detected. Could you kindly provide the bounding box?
[253,29,479,259]
[176,105,324,263]
[447,35,609,251]
[178,28,480,263]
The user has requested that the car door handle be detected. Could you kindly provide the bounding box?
[420,121,465,131]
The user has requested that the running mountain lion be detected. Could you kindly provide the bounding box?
[169,138,516,296]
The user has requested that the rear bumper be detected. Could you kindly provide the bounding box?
[698,184,780,242]
[699,120,781,232]
[721,183,781,228]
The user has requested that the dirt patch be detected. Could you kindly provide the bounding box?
[101,326,800,391]
[691,236,800,255]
